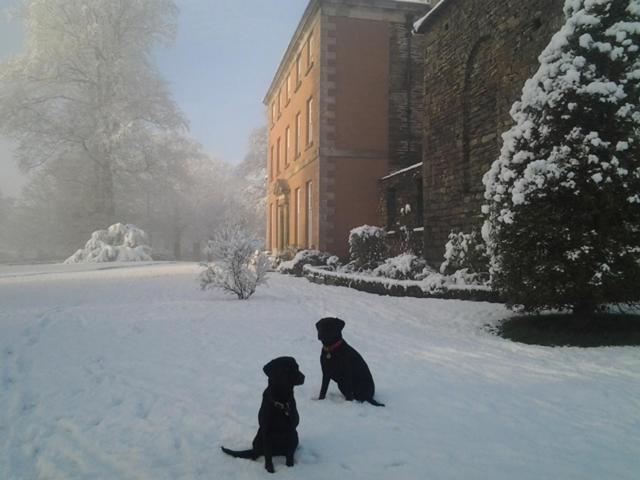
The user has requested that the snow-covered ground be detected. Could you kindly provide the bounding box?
[0,263,638,480]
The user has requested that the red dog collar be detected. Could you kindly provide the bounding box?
[323,340,343,353]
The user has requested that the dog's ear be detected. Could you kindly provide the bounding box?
[263,359,280,378]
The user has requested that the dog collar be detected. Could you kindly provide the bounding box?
[271,399,291,416]
[323,340,343,358]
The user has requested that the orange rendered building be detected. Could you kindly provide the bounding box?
[264,0,429,258]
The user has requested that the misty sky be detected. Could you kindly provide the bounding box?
[0,0,308,197]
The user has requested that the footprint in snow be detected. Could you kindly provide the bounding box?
[296,446,320,465]
[385,460,407,469]
[135,401,151,419]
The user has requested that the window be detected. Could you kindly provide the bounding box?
[295,112,301,157]
[286,74,291,103]
[277,89,281,118]
[270,146,274,179]
[276,137,281,173]
[295,188,301,246]
[269,203,274,250]
[285,127,290,167]
[386,188,397,228]
[306,97,314,146]
[295,53,302,87]
[415,178,424,224]
[306,181,313,248]
[271,102,275,127]
[306,33,314,70]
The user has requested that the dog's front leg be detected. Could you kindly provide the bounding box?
[318,373,330,400]
[285,449,295,467]
[264,455,275,473]
[261,430,274,473]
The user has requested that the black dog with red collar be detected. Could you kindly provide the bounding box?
[316,317,384,407]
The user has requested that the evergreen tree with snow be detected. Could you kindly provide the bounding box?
[483,0,640,315]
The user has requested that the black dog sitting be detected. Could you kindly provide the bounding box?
[316,317,384,406]
[221,357,305,473]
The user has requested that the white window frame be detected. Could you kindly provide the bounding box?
[306,181,313,248]
[306,97,314,146]
[285,127,290,166]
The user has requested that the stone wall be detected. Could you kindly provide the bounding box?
[379,12,426,255]
[389,17,426,172]
[418,0,565,264]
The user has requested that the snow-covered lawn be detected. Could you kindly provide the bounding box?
[0,263,638,480]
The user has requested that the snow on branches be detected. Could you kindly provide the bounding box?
[199,226,269,300]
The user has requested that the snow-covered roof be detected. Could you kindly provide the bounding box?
[413,0,449,33]
[381,162,423,180]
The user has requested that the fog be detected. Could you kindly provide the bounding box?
[0,0,300,263]
[0,138,25,197]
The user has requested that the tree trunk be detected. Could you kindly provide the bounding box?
[95,161,116,228]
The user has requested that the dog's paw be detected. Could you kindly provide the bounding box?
[265,464,275,474]
[286,458,295,467]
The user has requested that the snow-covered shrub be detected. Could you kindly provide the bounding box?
[277,246,298,262]
[326,255,341,271]
[373,253,427,280]
[277,249,332,276]
[64,223,152,263]
[440,230,489,276]
[349,225,388,270]
[200,226,269,300]
[483,0,640,314]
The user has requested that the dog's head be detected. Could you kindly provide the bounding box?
[315,317,346,345]
[263,356,305,386]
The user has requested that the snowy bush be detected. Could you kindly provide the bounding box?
[349,225,388,270]
[64,223,152,264]
[200,226,269,300]
[440,230,489,276]
[373,253,427,280]
[482,0,640,314]
[277,249,332,276]
[326,255,341,270]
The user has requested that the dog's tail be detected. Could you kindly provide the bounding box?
[221,446,257,459]
[367,398,385,407]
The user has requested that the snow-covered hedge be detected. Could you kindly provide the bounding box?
[372,253,427,280]
[64,223,152,264]
[304,265,499,303]
[349,225,388,270]
[277,249,333,276]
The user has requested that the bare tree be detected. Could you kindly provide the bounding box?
[235,126,267,239]
[199,225,269,300]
